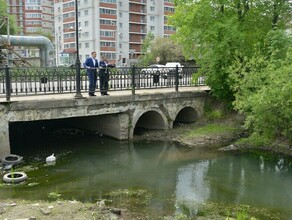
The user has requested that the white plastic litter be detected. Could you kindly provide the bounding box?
[46,154,56,165]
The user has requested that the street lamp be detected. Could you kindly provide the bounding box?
[55,33,60,66]
[110,20,119,65]
[74,0,82,98]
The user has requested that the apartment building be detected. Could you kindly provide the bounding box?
[6,0,54,34]
[54,0,175,66]
[6,0,54,58]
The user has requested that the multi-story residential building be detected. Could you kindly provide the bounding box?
[6,0,54,58]
[54,0,175,66]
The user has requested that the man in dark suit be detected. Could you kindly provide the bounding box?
[84,51,99,96]
[99,56,113,96]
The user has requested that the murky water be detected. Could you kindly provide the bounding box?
[2,133,292,219]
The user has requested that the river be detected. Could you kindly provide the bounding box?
[1,131,292,219]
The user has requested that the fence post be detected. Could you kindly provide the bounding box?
[131,65,136,95]
[175,65,179,92]
[5,65,11,102]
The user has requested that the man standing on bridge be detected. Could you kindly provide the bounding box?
[99,56,114,96]
[84,51,99,96]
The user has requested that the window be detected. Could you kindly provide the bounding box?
[100,30,115,37]
[85,42,89,48]
[100,52,116,60]
[26,27,37,32]
[150,6,155,11]
[25,6,41,10]
[85,21,89,26]
[25,13,42,18]
[63,23,75,29]
[150,26,155,31]
[150,16,155,21]
[164,25,176,31]
[100,41,116,47]
[63,2,74,8]
[64,33,76,38]
[164,7,175,13]
[100,0,117,3]
[64,43,76,49]
[100,8,116,15]
[63,12,75,19]
[100,19,115,25]
[84,10,88,16]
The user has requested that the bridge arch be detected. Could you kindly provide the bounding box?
[174,106,199,124]
[130,109,169,138]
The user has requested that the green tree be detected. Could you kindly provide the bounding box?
[171,0,292,103]
[150,37,184,64]
[138,32,155,66]
[138,36,184,66]
[0,0,17,35]
[171,0,292,142]
[229,29,292,142]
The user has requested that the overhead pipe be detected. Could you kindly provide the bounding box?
[0,35,54,67]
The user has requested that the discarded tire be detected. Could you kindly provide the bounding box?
[1,154,23,165]
[3,172,28,184]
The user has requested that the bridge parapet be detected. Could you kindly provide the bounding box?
[0,90,208,156]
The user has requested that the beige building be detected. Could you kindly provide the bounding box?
[54,0,175,66]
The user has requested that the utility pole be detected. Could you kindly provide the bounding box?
[5,17,13,67]
[74,0,83,98]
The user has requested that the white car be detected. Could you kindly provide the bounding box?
[141,64,166,76]
[163,62,183,78]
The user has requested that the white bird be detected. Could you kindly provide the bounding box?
[46,154,56,163]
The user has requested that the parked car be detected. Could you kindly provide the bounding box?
[140,64,166,76]
[162,62,183,79]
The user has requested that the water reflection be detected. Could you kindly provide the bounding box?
[175,161,210,217]
[2,135,292,218]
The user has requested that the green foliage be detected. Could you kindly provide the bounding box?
[48,191,62,200]
[171,1,292,143]
[186,124,237,137]
[236,133,273,148]
[236,209,248,220]
[170,0,292,103]
[230,30,292,142]
[0,0,18,35]
[205,109,224,121]
[138,36,184,66]
[107,188,152,206]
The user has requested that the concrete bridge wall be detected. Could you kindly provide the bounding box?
[0,91,208,156]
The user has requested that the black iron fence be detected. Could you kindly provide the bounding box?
[0,65,204,101]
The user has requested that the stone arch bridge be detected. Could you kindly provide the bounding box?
[0,90,208,156]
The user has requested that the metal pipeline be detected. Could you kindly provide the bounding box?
[0,35,54,67]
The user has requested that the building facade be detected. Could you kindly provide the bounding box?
[54,0,175,66]
[6,0,54,59]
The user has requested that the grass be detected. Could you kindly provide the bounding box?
[185,123,238,137]
[235,133,272,147]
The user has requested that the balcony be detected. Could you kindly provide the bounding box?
[129,0,147,5]
[129,17,147,24]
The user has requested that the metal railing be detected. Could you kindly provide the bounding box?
[0,65,205,101]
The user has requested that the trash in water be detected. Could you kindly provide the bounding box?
[46,154,56,165]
